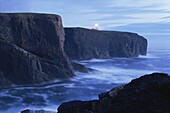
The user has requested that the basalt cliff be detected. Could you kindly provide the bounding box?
[0,13,74,88]
[64,27,147,60]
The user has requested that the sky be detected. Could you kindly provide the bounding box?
[0,0,170,37]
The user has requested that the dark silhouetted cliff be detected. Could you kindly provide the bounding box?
[0,13,74,88]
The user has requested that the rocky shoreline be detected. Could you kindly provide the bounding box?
[57,73,170,113]
[0,13,156,113]
[1,13,167,113]
[20,73,170,113]
[0,13,147,88]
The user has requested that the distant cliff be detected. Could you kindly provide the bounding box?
[64,27,147,60]
[0,13,74,88]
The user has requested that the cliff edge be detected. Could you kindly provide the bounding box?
[0,13,74,88]
[64,27,147,60]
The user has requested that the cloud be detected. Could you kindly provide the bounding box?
[109,22,170,36]
[0,0,170,29]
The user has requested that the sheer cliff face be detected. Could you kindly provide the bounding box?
[64,28,147,60]
[0,13,74,88]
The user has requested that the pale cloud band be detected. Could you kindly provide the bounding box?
[0,0,169,32]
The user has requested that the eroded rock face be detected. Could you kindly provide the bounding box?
[0,13,74,88]
[58,73,170,113]
[64,27,147,60]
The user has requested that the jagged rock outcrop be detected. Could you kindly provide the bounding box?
[0,13,74,88]
[64,27,147,60]
[58,73,170,113]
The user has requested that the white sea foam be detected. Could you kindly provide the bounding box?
[78,58,111,63]
[91,65,155,75]
[1,49,170,113]
[0,101,58,113]
[139,54,160,58]
[18,106,58,113]
[72,65,157,84]
[12,82,73,90]
[63,83,75,88]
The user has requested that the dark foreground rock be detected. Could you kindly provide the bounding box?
[58,73,170,113]
[21,109,56,113]
[0,13,74,88]
[64,27,147,60]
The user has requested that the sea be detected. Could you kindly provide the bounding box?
[0,34,169,113]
